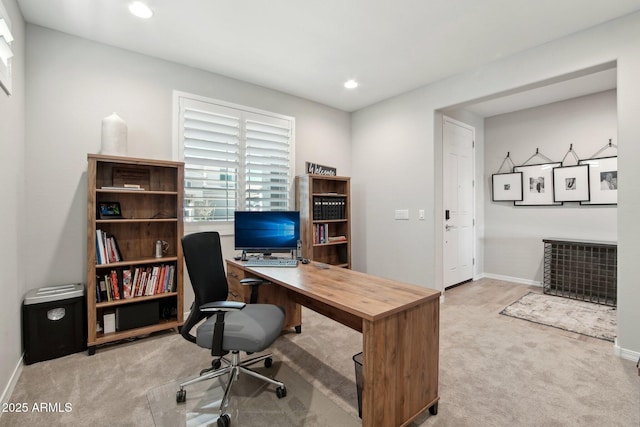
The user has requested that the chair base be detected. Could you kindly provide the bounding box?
[176,351,287,425]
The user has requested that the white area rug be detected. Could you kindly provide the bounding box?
[500,292,616,342]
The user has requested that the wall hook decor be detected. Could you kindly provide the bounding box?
[520,148,552,166]
[560,143,581,165]
[589,138,618,159]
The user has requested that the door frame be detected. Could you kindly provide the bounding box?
[441,115,477,289]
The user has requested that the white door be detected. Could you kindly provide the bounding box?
[443,117,474,288]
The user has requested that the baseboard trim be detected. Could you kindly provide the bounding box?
[614,339,640,363]
[482,272,542,287]
[0,355,24,418]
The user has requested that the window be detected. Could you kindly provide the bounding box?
[0,1,14,95]
[175,93,295,223]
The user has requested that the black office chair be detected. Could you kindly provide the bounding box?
[176,231,287,427]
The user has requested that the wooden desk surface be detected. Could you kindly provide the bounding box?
[227,259,440,322]
[227,258,441,426]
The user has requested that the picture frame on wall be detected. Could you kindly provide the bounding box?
[491,172,523,201]
[578,156,617,205]
[513,162,563,206]
[552,164,590,202]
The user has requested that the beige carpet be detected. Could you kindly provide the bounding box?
[2,278,639,427]
[147,360,359,426]
[500,291,617,341]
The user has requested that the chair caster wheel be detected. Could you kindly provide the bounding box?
[176,389,186,403]
[264,357,273,368]
[217,413,231,427]
[276,386,287,398]
[213,359,222,369]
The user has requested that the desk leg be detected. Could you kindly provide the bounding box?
[361,298,439,427]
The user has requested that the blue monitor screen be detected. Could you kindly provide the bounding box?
[234,211,300,253]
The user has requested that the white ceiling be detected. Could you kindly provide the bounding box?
[16,0,640,113]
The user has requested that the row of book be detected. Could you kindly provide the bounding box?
[96,264,176,302]
[313,223,347,244]
[96,229,123,265]
[313,196,347,220]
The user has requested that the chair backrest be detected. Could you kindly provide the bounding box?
[180,231,229,343]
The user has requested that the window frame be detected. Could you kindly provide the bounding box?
[173,91,296,235]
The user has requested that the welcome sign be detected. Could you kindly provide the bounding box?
[306,162,336,176]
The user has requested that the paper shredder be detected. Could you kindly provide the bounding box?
[22,283,86,364]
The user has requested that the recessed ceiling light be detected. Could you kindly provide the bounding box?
[129,2,153,19]
[344,79,359,89]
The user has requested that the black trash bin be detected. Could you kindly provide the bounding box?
[353,352,363,418]
[22,283,86,364]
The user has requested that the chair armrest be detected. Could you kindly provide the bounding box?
[240,278,269,304]
[200,301,246,312]
[240,277,268,286]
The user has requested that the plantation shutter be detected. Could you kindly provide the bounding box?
[244,113,292,211]
[181,99,240,222]
[178,96,294,222]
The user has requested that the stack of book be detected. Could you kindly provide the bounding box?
[313,223,347,244]
[313,196,346,220]
[95,264,176,302]
[95,230,123,264]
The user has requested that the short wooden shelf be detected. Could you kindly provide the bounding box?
[296,175,351,268]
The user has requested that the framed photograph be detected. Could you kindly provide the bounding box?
[97,201,123,219]
[492,172,523,201]
[552,164,590,202]
[578,156,617,205]
[513,162,563,206]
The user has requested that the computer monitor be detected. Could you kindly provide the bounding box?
[234,211,300,256]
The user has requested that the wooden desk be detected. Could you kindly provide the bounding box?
[226,259,440,427]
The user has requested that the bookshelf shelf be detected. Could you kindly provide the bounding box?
[296,175,351,268]
[96,218,178,224]
[312,219,347,224]
[312,241,348,247]
[96,292,179,309]
[86,154,184,355]
[97,189,179,195]
[94,256,179,269]
[93,318,180,345]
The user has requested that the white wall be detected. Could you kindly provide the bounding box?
[21,23,350,352]
[0,0,25,407]
[25,25,351,312]
[484,90,617,283]
[352,12,640,357]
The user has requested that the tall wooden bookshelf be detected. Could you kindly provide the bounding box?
[86,154,184,354]
[296,175,351,268]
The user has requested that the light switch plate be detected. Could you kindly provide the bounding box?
[394,209,409,220]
